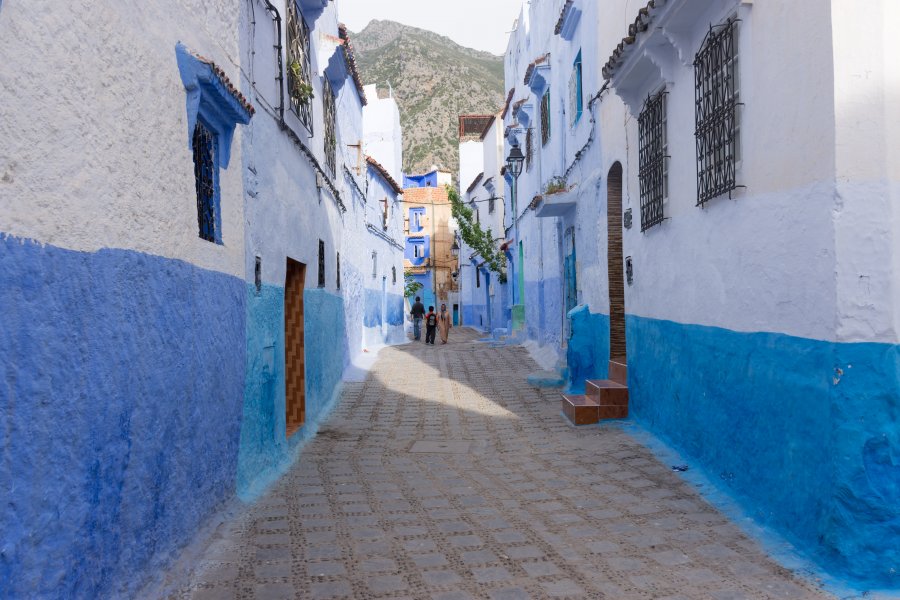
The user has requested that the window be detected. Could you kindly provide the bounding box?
[541,89,551,146]
[489,196,495,214]
[392,266,397,284]
[525,128,534,172]
[409,207,425,232]
[336,251,341,290]
[192,120,219,242]
[323,78,336,176]
[372,251,377,278]
[413,240,425,258]
[638,90,667,231]
[286,0,313,132]
[255,256,262,294]
[694,18,740,206]
[317,239,325,287]
[569,50,583,126]
[476,267,481,288]
[381,198,389,230]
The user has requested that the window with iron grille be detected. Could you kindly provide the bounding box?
[476,266,481,288]
[318,239,325,287]
[694,18,740,206]
[286,0,313,132]
[382,198,389,230]
[638,90,667,231]
[323,78,336,176]
[489,196,495,214]
[540,89,551,146]
[392,266,397,285]
[336,251,341,290]
[192,120,219,243]
[525,128,534,172]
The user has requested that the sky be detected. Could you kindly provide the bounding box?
[338,0,525,56]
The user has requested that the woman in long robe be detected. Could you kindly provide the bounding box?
[438,303,452,344]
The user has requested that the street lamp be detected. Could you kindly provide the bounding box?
[450,239,460,257]
[506,143,525,306]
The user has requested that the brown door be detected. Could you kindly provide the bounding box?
[607,162,626,360]
[285,258,306,436]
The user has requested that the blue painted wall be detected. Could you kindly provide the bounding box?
[627,315,900,586]
[566,306,610,393]
[363,289,405,328]
[524,277,563,347]
[237,287,347,498]
[0,235,245,599]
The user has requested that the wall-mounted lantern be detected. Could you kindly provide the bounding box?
[625,256,634,285]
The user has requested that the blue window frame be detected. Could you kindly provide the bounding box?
[570,50,583,126]
[175,43,253,244]
[409,207,425,232]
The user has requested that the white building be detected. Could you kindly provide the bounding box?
[503,0,900,588]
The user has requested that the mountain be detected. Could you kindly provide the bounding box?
[352,20,505,180]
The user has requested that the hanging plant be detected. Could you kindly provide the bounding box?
[289,61,314,105]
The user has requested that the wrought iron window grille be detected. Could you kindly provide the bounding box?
[336,251,341,290]
[192,121,218,243]
[638,90,668,231]
[694,18,744,206]
[540,90,552,146]
[318,239,326,287]
[323,78,337,177]
[525,128,534,172]
[287,0,313,133]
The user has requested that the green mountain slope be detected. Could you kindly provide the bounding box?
[352,20,505,179]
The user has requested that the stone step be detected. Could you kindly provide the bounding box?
[585,379,629,406]
[609,357,627,386]
[599,404,629,420]
[561,394,599,426]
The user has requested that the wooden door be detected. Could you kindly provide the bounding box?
[607,163,627,360]
[285,258,306,436]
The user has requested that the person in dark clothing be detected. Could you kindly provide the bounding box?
[424,306,438,344]
[411,296,426,340]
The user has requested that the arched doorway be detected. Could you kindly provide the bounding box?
[606,162,626,361]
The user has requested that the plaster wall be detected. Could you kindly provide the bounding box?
[459,140,484,194]
[0,0,244,278]
[362,84,403,182]
[0,1,248,596]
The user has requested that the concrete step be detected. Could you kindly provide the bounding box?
[599,404,629,420]
[561,394,599,425]
[609,357,627,386]
[585,379,629,406]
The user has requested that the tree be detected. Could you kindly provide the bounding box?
[404,269,423,298]
[448,185,507,283]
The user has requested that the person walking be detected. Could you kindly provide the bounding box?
[410,296,425,340]
[437,303,452,344]
[424,306,438,345]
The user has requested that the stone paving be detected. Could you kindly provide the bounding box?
[170,328,832,600]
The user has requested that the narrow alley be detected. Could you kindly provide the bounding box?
[169,330,829,600]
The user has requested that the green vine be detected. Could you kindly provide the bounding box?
[289,61,314,105]
[404,269,423,298]
[448,185,507,284]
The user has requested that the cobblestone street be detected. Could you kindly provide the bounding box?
[171,329,831,600]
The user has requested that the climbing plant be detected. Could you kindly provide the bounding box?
[404,269,423,298]
[448,186,507,284]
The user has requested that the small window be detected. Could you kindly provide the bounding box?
[392,266,397,284]
[541,89,551,146]
[409,207,425,232]
[323,78,336,176]
[336,251,341,290]
[192,121,219,243]
[413,241,425,258]
[569,50,583,126]
[317,239,325,287]
[254,256,262,294]
[382,198,389,230]
[489,196,495,214]
[372,251,377,278]
[694,18,740,205]
[638,89,667,231]
[476,267,481,288]
[526,128,534,172]
[286,0,313,132]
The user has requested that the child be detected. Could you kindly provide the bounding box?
[424,306,438,345]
